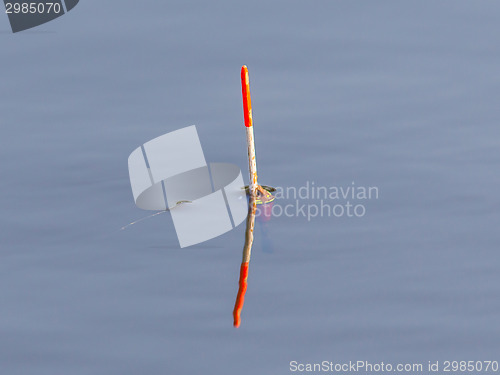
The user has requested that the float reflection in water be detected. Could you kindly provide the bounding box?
[233,195,256,327]
[232,188,275,327]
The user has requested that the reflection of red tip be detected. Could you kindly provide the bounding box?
[241,65,253,128]
[233,262,249,327]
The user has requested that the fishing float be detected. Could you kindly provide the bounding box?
[233,65,274,327]
[241,65,271,199]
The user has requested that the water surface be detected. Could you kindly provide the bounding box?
[1,1,500,373]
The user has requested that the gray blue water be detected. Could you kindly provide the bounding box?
[1,1,500,374]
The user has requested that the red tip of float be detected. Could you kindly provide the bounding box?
[233,262,250,327]
[241,65,253,128]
